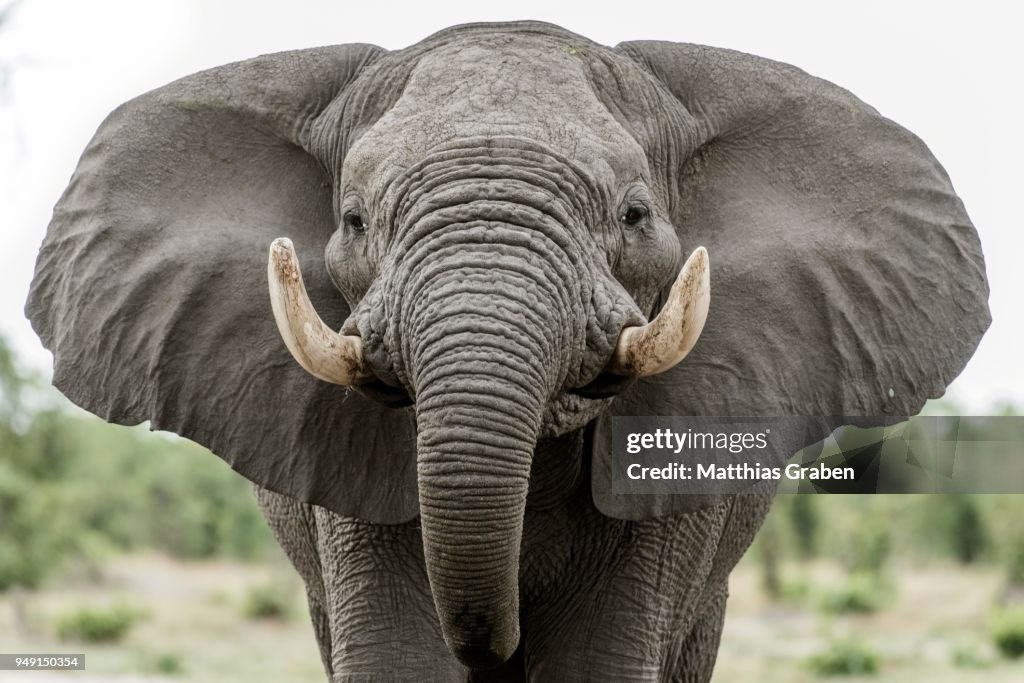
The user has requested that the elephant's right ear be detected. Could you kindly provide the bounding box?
[592,41,991,520]
[26,45,421,523]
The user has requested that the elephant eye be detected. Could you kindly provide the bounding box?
[620,205,649,227]
[343,209,367,234]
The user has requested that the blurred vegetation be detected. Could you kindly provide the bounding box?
[0,334,276,595]
[806,639,881,677]
[56,602,143,643]
[151,651,185,676]
[819,572,886,615]
[746,395,1024,672]
[757,406,1024,584]
[242,580,297,621]
[789,494,819,559]
[951,641,993,670]
[991,607,1024,660]
[761,489,1024,594]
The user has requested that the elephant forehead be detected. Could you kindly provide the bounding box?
[410,40,597,116]
[346,37,647,187]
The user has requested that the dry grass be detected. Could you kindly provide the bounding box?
[2,553,1022,681]
[0,554,323,683]
[713,556,1024,681]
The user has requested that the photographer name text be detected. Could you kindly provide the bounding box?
[624,428,854,481]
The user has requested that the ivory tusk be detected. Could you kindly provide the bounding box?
[606,246,711,377]
[267,238,370,385]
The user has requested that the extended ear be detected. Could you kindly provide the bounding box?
[593,42,991,520]
[26,45,421,523]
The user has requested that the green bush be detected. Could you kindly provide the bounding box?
[951,642,991,669]
[819,573,885,615]
[806,639,880,676]
[152,652,184,675]
[991,607,1024,659]
[846,517,891,578]
[242,582,294,620]
[780,576,813,605]
[56,603,141,643]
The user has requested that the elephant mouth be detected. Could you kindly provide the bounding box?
[354,377,414,407]
[266,237,711,391]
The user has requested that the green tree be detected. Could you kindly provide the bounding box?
[1006,536,1024,589]
[948,495,987,564]
[788,495,819,560]
[0,332,275,599]
[846,512,891,578]
[0,335,95,633]
[0,336,79,592]
[755,511,783,599]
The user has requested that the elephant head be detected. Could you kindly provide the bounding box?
[26,21,989,667]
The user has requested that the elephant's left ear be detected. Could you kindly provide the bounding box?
[592,41,991,520]
[26,45,423,523]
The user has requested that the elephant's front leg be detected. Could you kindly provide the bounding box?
[667,585,728,683]
[311,509,468,682]
[520,500,731,682]
[254,486,334,676]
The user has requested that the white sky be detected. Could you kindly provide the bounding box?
[0,0,1020,411]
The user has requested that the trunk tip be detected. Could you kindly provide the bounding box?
[448,630,520,670]
[443,610,519,669]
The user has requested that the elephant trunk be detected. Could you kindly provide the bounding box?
[415,354,543,668]
[263,145,708,668]
[393,215,580,668]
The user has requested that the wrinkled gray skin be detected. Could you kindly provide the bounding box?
[260,27,761,679]
[27,21,990,682]
[255,458,756,681]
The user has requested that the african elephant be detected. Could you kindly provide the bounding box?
[27,20,989,682]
